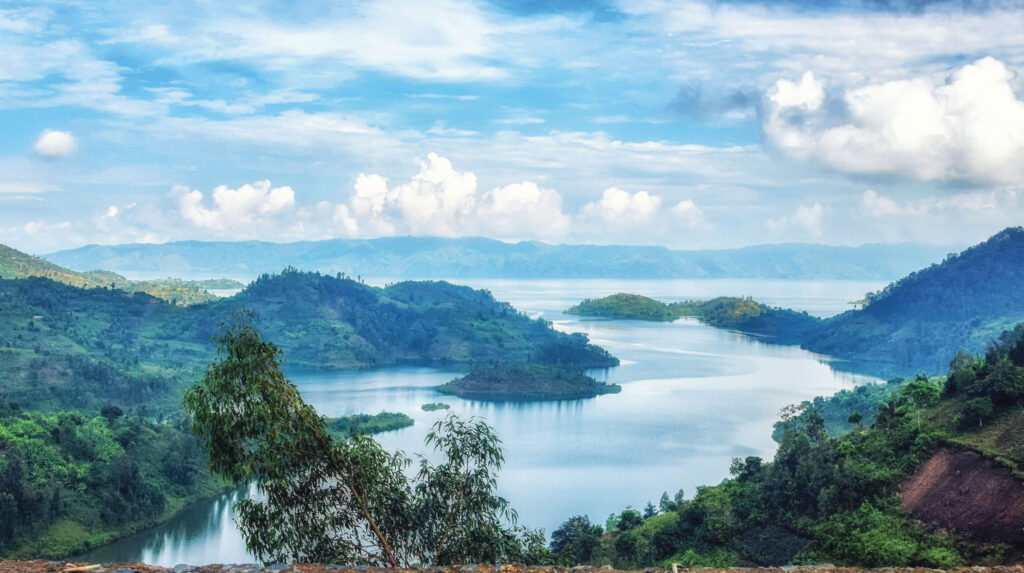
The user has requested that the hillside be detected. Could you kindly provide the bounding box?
[803,227,1024,377]
[44,237,951,280]
[0,269,616,413]
[0,243,238,305]
[567,228,1024,379]
[560,326,1024,569]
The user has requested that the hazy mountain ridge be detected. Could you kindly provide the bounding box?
[45,237,954,280]
[803,227,1024,377]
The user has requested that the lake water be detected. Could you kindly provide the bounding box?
[77,278,883,566]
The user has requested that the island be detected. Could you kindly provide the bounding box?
[421,402,451,411]
[566,293,821,345]
[438,364,621,401]
[326,412,414,436]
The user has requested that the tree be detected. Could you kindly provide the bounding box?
[550,515,603,565]
[616,507,642,531]
[643,501,658,519]
[185,312,534,566]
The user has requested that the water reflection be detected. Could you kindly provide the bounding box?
[80,278,885,566]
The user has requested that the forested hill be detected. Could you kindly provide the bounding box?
[0,269,615,413]
[0,243,239,305]
[45,237,951,280]
[805,227,1024,377]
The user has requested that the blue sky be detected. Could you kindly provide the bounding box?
[2,0,1024,252]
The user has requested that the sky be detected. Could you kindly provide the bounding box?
[2,0,1024,253]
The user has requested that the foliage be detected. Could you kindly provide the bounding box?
[550,515,603,565]
[0,401,222,558]
[0,269,618,413]
[806,227,1024,377]
[566,294,821,344]
[438,364,621,401]
[566,294,679,321]
[184,314,542,566]
[326,412,414,436]
[421,403,451,412]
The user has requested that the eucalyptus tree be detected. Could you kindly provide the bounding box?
[185,311,544,566]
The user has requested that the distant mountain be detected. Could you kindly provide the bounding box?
[0,243,239,305]
[0,269,615,412]
[45,237,954,280]
[803,227,1024,377]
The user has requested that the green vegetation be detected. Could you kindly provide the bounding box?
[326,412,414,436]
[439,364,621,401]
[567,294,821,344]
[0,400,224,558]
[567,293,680,321]
[421,402,451,411]
[803,227,1024,377]
[0,268,617,413]
[552,324,1024,568]
[184,314,549,566]
[0,242,234,306]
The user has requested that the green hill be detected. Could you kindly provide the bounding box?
[804,227,1024,377]
[0,243,239,306]
[0,268,617,413]
[559,326,1024,569]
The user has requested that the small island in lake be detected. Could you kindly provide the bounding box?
[326,412,414,436]
[567,293,821,344]
[439,364,621,401]
[421,402,451,411]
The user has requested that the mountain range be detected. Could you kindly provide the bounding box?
[45,237,954,280]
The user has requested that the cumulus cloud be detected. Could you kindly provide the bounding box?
[765,57,1024,183]
[333,153,571,240]
[671,199,707,228]
[580,187,662,224]
[33,129,78,158]
[766,203,825,239]
[176,180,295,232]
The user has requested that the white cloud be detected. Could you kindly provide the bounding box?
[580,187,662,224]
[765,58,1024,183]
[333,153,570,240]
[766,203,825,239]
[33,129,78,158]
[769,71,824,112]
[474,181,570,239]
[176,180,296,232]
[671,199,707,228]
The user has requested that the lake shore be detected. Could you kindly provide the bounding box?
[4,561,1022,573]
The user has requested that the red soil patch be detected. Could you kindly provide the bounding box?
[901,447,1024,540]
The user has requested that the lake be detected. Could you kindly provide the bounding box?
[76,278,883,566]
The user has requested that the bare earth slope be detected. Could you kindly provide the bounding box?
[901,447,1024,541]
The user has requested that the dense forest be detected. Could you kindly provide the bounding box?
[0,268,616,414]
[548,324,1024,568]
[803,227,1024,376]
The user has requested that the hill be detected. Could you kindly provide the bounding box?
[803,227,1024,377]
[44,237,951,280]
[0,269,617,413]
[555,326,1024,569]
[0,243,240,305]
[568,228,1024,379]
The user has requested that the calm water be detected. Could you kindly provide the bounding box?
[77,278,883,566]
